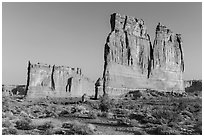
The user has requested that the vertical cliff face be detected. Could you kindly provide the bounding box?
[26,62,94,98]
[149,23,184,91]
[103,13,185,96]
[105,13,152,72]
[103,13,153,96]
[153,23,184,73]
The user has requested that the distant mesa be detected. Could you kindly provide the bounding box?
[102,13,185,97]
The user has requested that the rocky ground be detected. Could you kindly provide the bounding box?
[2,88,202,135]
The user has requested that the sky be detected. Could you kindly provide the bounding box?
[2,2,202,85]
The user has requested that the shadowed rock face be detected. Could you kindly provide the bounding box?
[103,13,184,96]
[26,62,94,98]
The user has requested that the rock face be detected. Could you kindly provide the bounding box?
[150,23,184,91]
[103,13,184,96]
[95,78,103,99]
[26,62,94,98]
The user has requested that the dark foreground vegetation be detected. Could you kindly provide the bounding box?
[2,87,202,135]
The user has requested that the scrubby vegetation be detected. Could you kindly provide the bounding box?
[2,87,202,135]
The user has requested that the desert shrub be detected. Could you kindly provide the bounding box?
[100,112,108,117]
[72,124,94,135]
[168,121,179,129]
[41,129,55,135]
[86,101,100,109]
[2,97,10,112]
[99,94,111,112]
[62,122,73,128]
[129,112,145,120]
[20,111,30,119]
[130,90,143,99]
[2,127,18,135]
[59,110,71,117]
[62,120,94,135]
[181,110,194,120]
[96,110,103,117]
[146,125,173,135]
[4,111,16,120]
[176,101,188,112]
[192,121,202,135]
[117,118,140,127]
[23,129,41,135]
[113,108,131,117]
[2,118,12,128]
[192,103,202,113]
[37,121,55,131]
[132,128,147,135]
[152,106,181,124]
[15,118,34,130]
[54,128,74,135]
[142,115,161,124]
[129,119,140,127]
[105,112,114,119]
[117,117,131,126]
[87,111,98,119]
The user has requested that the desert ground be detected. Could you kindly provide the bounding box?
[2,81,202,135]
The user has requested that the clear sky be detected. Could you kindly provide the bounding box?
[2,2,202,85]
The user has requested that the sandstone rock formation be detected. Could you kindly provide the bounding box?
[26,62,94,98]
[150,23,185,91]
[103,13,184,96]
[94,78,103,99]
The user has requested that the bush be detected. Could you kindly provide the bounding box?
[105,112,114,119]
[15,118,34,130]
[4,111,16,120]
[193,121,202,135]
[152,106,181,124]
[61,120,95,135]
[87,101,100,109]
[59,110,71,117]
[130,119,140,127]
[87,111,98,119]
[181,110,194,120]
[99,94,111,112]
[53,128,74,135]
[62,122,73,129]
[117,117,131,126]
[132,128,147,135]
[37,121,55,131]
[146,125,173,135]
[2,127,18,135]
[118,118,140,127]
[2,119,12,128]
[130,90,143,99]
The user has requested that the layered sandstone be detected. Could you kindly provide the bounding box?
[150,23,184,91]
[26,62,94,98]
[103,13,184,96]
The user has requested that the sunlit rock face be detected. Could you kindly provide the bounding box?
[26,62,94,98]
[103,13,184,96]
[150,23,184,91]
